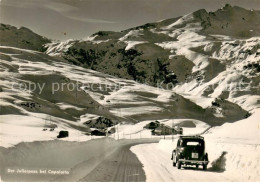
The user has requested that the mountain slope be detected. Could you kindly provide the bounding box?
[1,45,246,126]
[45,4,259,113]
[0,24,51,51]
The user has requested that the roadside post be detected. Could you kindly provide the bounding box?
[164,124,165,140]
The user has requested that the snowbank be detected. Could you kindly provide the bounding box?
[0,138,120,182]
[205,108,260,144]
[0,114,94,148]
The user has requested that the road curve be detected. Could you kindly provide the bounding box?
[81,139,158,182]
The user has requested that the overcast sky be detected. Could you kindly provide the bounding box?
[0,0,259,40]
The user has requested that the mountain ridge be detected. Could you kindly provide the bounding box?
[0,23,51,51]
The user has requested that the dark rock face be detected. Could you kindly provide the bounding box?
[143,121,160,130]
[84,116,114,129]
[63,41,180,86]
[243,63,260,73]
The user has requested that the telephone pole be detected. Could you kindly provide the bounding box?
[172,120,174,142]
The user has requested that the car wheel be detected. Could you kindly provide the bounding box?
[173,162,176,167]
[177,161,182,169]
[203,164,207,170]
[204,153,208,161]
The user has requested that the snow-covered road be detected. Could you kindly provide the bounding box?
[131,138,260,182]
[131,142,230,182]
[0,138,159,182]
[131,109,260,182]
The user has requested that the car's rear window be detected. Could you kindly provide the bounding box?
[181,139,204,147]
[186,141,200,146]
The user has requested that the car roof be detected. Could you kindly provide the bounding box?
[179,135,204,140]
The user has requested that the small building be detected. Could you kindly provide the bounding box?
[91,129,106,136]
[175,127,183,135]
[152,124,174,135]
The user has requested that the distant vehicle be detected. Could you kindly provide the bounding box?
[171,135,209,170]
[57,130,69,138]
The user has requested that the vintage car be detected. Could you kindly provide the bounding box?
[171,135,209,170]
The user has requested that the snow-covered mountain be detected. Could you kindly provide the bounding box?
[46,5,259,116]
[0,4,259,147]
[46,5,259,113]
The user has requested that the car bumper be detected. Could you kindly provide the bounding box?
[179,159,209,165]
